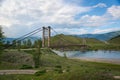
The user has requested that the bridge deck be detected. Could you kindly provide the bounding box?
[50,44,88,48]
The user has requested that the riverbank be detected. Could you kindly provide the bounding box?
[0,49,120,80]
[72,57,120,65]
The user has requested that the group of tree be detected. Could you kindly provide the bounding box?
[33,39,42,68]
[12,39,33,49]
[0,26,4,54]
[4,38,42,50]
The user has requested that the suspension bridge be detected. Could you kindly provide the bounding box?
[6,26,88,49]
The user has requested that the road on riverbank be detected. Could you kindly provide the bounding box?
[0,70,38,75]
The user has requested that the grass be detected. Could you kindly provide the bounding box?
[50,34,104,45]
[106,35,120,50]
[0,50,34,69]
[0,74,41,80]
[0,48,120,80]
[0,62,21,70]
[108,35,120,44]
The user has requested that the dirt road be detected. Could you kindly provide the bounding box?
[0,70,38,75]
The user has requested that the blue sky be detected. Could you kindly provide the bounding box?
[0,0,120,38]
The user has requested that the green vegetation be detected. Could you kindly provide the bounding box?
[34,69,46,76]
[109,35,120,44]
[51,34,83,45]
[0,49,120,80]
[87,35,120,50]
[0,26,4,54]
[0,51,34,69]
[33,39,42,68]
[50,34,103,50]
[107,35,120,50]
[20,64,33,69]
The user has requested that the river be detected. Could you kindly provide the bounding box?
[53,50,120,64]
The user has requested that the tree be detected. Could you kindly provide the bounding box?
[6,41,10,46]
[33,39,42,68]
[33,40,37,48]
[0,26,4,54]
[27,39,32,48]
[17,40,21,51]
[5,41,11,49]
[22,40,27,48]
[12,40,17,49]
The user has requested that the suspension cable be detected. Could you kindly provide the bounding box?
[17,29,42,42]
[51,28,80,45]
[4,27,42,49]
[14,28,42,41]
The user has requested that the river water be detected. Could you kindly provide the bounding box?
[53,50,120,59]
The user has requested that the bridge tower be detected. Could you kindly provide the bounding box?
[42,26,51,48]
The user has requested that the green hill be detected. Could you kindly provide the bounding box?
[49,34,105,50]
[50,34,83,46]
[85,38,104,45]
[108,35,120,44]
[105,35,120,50]
[50,34,104,46]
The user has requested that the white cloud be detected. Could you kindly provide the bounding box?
[0,16,19,27]
[93,3,107,8]
[107,5,120,19]
[52,28,88,35]
[0,0,111,28]
[79,15,108,27]
[76,5,120,27]
[93,28,120,34]
[0,0,91,27]
[0,17,13,27]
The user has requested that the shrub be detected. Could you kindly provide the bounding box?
[54,65,63,73]
[34,69,46,76]
[20,64,33,69]
[55,65,62,68]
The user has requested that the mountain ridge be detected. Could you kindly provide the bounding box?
[73,31,120,41]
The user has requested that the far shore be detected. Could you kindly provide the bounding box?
[71,57,120,65]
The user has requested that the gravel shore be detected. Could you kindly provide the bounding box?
[71,57,120,65]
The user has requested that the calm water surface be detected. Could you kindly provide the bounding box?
[53,50,120,59]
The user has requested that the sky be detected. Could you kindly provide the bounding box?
[0,0,120,38]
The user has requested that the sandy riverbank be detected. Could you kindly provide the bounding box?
[71,57,120,65]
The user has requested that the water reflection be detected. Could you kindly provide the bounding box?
[53,50,120,59]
